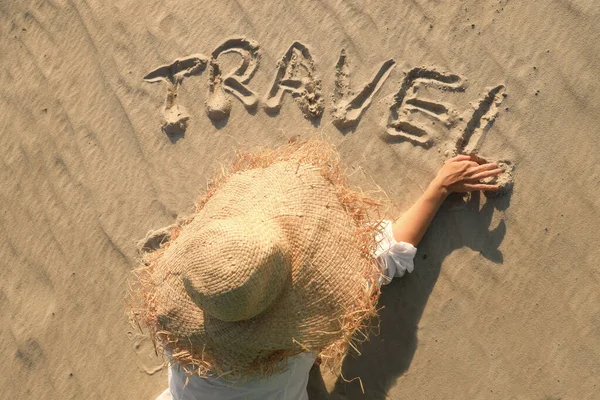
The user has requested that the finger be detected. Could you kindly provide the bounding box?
[464,160,479,169]
[464,183,500,192]
[470,168,503,180]
[447,154,471,163]
[468,153,489,165]
[468,162,499,174]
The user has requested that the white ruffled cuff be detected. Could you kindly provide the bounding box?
[374,220,417,286]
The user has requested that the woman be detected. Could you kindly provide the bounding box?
[129,139,502,400]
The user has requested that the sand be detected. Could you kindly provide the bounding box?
[1,0,599,398]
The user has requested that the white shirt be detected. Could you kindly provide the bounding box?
[156,220,416,400]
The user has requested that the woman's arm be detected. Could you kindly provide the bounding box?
[392,154,503,246]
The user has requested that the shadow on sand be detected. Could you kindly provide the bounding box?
[307,191,510,399]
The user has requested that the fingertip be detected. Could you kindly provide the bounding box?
[449,154,470,162]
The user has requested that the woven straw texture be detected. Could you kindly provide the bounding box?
[130,139,385,378]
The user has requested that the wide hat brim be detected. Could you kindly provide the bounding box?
[130,139,385,378]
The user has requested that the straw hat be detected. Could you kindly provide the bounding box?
[130,139,384,378]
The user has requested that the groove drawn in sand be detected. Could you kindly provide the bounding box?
[144,55,208,135]
[386,67,466,148]
[331,49,395,128]
[206,37,261,121]
[264,41,324,118]
[455,85,506,154]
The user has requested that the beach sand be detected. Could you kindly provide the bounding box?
[1,0,599,398]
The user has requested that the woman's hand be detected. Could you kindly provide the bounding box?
[391,154,504,246]
[432,154,503,195]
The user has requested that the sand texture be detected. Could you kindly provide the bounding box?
[1,0,599,398]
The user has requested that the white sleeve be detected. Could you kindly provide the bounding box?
[374,220,417,286]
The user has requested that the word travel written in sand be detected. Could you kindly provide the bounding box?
[144,37,506,151]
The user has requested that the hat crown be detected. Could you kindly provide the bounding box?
[168,215,291,322]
